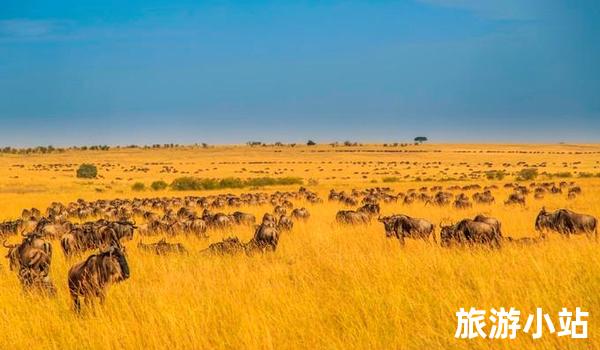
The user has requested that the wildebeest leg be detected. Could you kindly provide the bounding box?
[397,234,405,246]
[72,294,81,312]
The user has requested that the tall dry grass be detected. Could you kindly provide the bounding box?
[0,144,598,349]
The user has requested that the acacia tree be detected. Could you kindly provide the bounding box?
[414,136,428,144]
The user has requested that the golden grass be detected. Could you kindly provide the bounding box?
[0,144,599,349]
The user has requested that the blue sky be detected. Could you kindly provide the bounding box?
[0,0,599,146]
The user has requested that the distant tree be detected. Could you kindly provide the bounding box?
[516,168,538,181]
[151,180,168,191]
[307,140,317,146]
[77,164,98,179]
[131,182,146,191]
[414,136,428,144]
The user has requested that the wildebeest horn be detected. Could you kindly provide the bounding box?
[3,240,16,248]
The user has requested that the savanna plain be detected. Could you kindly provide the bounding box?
[0,143,599,350]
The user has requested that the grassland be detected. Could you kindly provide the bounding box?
[0,143,599,349]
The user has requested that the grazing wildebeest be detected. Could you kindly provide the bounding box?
[68,246,130,312]
[291,208,310,220]
[138,239,188,255]
[202,210,233,229]
[378,215,435,245]
[357,203,381,216]
[108,221,136,241]
[273,205,287,216]
[473,215,502,237]
[232,211,256,225]
[0,219,23,237]
[61,231,81,257]
[4,233,52,272]
[4,236,55,294]
[535,207,597,240]
[200,237,246,255]
[440,219,501,248]
[504,193,526,206]
[247,221,280,252]
[472,191,495,204]
[453,198,472,209]
[335,210,370,225]
[278,215,294,231]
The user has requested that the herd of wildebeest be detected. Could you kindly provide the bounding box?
[0,180,597,312]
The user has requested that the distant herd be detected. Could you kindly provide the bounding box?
[0,182,597,312]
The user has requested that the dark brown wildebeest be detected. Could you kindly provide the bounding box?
[473,215,502,237]
[68,246,130,312]
[440,219,501,248]
[108,221,136,241]
[291,208,310,220]
[4,236,55,295]
[138,239,188,255]
[472,191,495,204]
[247,221,280,252]
[378,215,435,245]
[453,197,472,209]
[504,193,526,206]
[202,210,233,229]
[426,192,453,206]
[535,207,597,240]
[200,237,246,255]
[184,217,208,237]
[232,211,256,225]
[278,215,293,231]
[335,210,370,225]
[273,205,287,216]
[4,233,52,272]
[357,203,381,216]
[60,231,81,257]
[0,219,23,237]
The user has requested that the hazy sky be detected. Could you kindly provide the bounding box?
[1,0,599,146]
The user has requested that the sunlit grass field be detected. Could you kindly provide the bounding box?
[0,144,599,349]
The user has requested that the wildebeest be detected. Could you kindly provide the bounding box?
[473,214,502,237]
[138,239,188,255]
[472,191,495,204]
[335,210,370,225]
[200,237,246,255]
[535,207,597,239]
[247,218,281,252]
[0,219,23,237]
[4,233,52,272]
[440,219,502,248]
[291,208,310,220]
[357,203,380,216]
[278,215,294,231]
[4,235,55,294]
[232,211,256,225]
[378,215,435,245]
[60,220,135,257]
[202,209,233,228]
[68,246,130,312]
[504,193,526,206]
